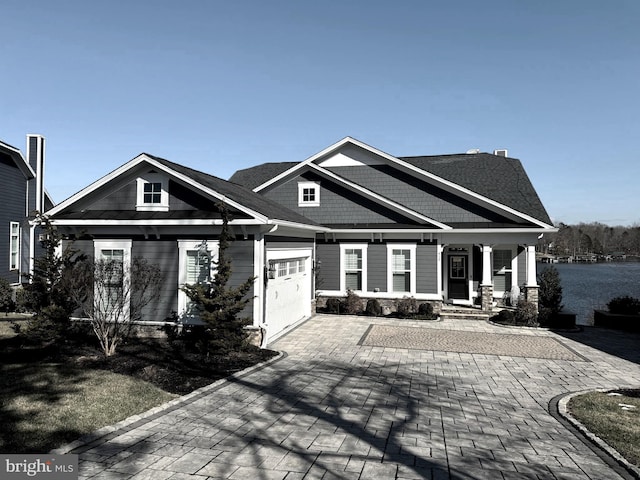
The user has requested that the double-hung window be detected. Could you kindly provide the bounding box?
[387,244,416,293]
[9,222,19,271]
[340,244,367,292]
[94,240,132,320]
[178,240,219,319]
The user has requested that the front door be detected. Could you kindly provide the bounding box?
[448,255,468,300]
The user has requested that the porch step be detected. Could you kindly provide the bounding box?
[439,305,491,321]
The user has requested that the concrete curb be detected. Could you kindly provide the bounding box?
[555,389,640,480]
[50,350,286,455]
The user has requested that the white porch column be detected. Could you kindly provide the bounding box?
[481,245,492,285]
[437,243,446,296]
[526,244,538,287]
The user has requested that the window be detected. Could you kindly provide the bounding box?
[387,244,416,293]
[450,256,466,279]
[340,244,367,292]
[9,222,19,270]
[178,240,219,319]
[298,181,320,207]
[143,182,162,204]
[493,249,513,292]
[136,175,168,211]
[94,240,132,320]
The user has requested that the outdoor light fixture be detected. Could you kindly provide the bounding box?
[268,261,276,279]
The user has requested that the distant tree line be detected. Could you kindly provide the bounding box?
[538,222,640,257]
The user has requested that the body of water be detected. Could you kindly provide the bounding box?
[539,262,640,325]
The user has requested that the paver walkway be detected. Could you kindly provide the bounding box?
[72,316,640,479]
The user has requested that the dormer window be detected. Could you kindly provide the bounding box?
[136,174,169,211]
[298,181,320,207]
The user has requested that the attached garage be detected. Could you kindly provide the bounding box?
[264,248,313,342]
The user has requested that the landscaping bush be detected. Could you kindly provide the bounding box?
[538,266,563,315]
[607,296,640,315]
[515,300,538,327]
[418,302,433,316]
[495,309,515,324]
[325,298,342,314]
[396,296,418,318]
[365,298,382,317]
[0,278,15,314]
[343,289,363,315]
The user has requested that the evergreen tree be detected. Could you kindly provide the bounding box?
[538,266,563,324]
[182,204,255,354]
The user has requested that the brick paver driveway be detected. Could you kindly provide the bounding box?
[73,316,640,479]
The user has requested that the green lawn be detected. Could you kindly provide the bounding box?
[568,390,640,467]
[0,361,175,453]
[0,320,176,453]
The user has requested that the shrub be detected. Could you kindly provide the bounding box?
[365,298,382,317]
[0,278,15,314]
[325,298,342,314]
[343,289,363,315]
[607,296,640,315]
[515,300,538,327]
[418,302,433,316]
[538,266,563,315]
[396,296,418,318]
[495,309,515,324]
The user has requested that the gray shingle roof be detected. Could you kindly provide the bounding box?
[229,162,297,189]
[229,152,552,225]
[146,155,321,226]
[399,153,552,224]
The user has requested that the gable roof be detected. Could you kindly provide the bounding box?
[0,140,36,179]
[48,153,322,229]
[230,137,553,228]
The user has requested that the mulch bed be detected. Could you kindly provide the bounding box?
[0,333,279,395]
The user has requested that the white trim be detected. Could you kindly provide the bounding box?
[46,154,269,223]
[9,222,20,271]
[177,239,219,320]
[298,181,320,207]
[491,246,517,295]
[387,243,417,294]
[252,136,555,229]
[93,239,132,321]
[339,243,368,293]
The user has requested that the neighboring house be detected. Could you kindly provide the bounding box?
[47,136,555,344]
[0,135,51,285]
[230,137,556,313]
[46,153,324,343]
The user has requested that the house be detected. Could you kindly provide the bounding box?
[46,153,324,344]
[0,135,51,286]
[230,137,555,314]
[47,137,555,344]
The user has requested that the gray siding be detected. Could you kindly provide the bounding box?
[0,153,27,283]
[517,246,526,287]
[265,236,314,250]
[132,240,178,322]
[263,174,414,225]
[367,243,387,292]
[417,243,438,294]
[316,243,339,291]
[227,240,256,320]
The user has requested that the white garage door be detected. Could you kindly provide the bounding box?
[265,254,311,342]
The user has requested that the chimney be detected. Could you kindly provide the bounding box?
[26,134,45,215]
[493,149,508,157]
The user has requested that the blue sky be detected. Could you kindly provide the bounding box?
[2,1,639,226]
